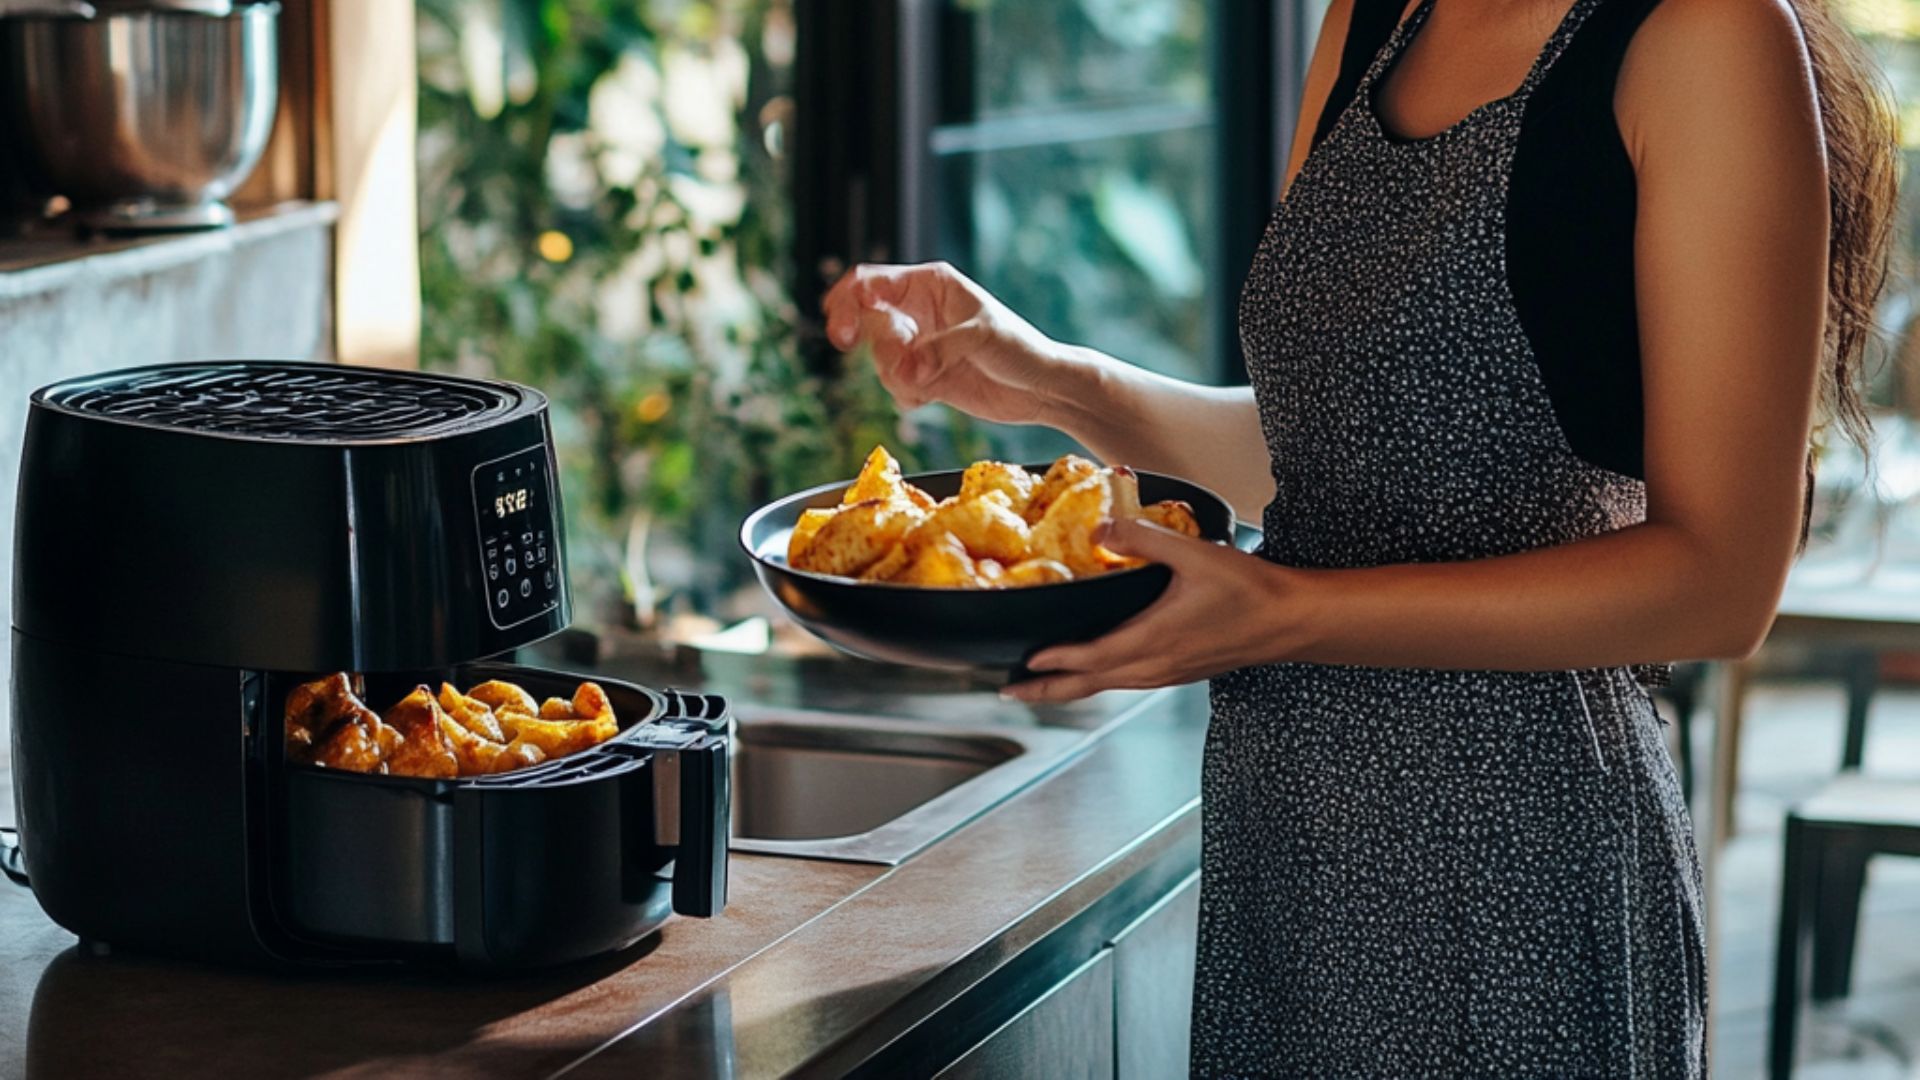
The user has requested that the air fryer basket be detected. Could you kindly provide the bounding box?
[262,663,730,968]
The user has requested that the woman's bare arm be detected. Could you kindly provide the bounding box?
[1286,0,1826,668]
[1017,0,1828,698]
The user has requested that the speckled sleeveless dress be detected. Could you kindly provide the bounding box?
[1191,0,1708,1076]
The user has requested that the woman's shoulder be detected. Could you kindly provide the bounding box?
[1616,0,1820,158]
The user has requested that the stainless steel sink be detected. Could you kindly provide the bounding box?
[726,709,1089,865]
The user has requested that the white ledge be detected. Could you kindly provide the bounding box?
[0,201,340,303]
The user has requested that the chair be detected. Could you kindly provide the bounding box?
[1768,775,1920,1079]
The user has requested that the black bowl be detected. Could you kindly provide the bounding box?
[739,466,1236,672]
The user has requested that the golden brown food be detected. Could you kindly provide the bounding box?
[859,543,914,582]
[793,498,922,577]
[572,681,614,721]
[841,446,920,507]
[1029,475,1128,576]
[436,711,546,774]
[1001,558,1074,586]
[890,532,993,588]
[905,491,1030,563]
[1024,454,1101,524]
[468,679,539,718]
[438,683,506,742]
[787,507,837,565]
[778,445,1214,589]
[288,676,618,778]
[498,712,616,757]
[959,460,1037,516]
[1141,499,1202,538]
[286,673,402,773]
[383,687,461,780]
[312,713,403,773]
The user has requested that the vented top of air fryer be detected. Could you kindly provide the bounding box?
[36,361,537,444]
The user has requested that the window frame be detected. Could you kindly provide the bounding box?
[791,0,1316,385]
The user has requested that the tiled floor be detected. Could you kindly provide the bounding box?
[1706,680,1920,1078]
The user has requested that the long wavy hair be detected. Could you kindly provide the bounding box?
[1790,1,1900,528]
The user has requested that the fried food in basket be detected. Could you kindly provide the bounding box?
[467,679,539,717]
[285,674,619,778]
[285,673,404,771]
[785,446,1206,589]
[383,687,461,780]
[438,682,507,742]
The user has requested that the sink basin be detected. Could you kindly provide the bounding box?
[726,709,1088,865]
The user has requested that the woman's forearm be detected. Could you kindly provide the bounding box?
[1276,520,1786,671]
[1040,344,1275,522]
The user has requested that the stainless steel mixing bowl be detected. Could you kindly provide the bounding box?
[0,2,278,231]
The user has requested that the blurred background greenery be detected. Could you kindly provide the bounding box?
[417,0,989,635]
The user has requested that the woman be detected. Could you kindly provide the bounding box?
[825,0,1895,1073]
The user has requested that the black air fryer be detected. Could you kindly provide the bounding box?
[10,360,729,968]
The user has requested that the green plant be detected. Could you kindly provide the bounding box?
[417,0,982,626]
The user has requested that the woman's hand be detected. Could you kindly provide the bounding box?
[822,261,1097,423]
[1005,518,1305,703]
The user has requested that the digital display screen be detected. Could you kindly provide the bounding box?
[494,489,530,519]
[471,445,562,630]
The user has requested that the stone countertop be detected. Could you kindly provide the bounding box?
[0,681,1207,1079]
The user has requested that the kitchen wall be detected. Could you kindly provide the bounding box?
[0,202,336,762]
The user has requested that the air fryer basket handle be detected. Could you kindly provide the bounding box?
[647,689,729,918]
[669,735,729,917]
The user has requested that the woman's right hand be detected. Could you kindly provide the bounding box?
[821,261,1095,425]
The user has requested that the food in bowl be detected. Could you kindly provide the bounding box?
[786,446,1202,588]
[284,673,619,779]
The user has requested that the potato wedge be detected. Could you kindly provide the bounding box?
[1028,475,1115,576]
[499,712,618,757]
[959,460,1037,516]
[906,492,1031,562]
[1141,499,1202,538]
[793,498,921,577]
[1002,557,1074,586]
[438,683,506,742]
[572,681,615,723]
[843,445,910,505]
[892,531,991,588]
[1024,454,1101,524]
[435,713,515,775]
[859,543,913,582]
[468,679,539,718]
[787,507,838,565]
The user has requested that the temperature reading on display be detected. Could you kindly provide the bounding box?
[473,446,561,630]
[495,489,529,518]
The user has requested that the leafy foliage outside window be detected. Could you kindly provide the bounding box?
[417,0,986,628]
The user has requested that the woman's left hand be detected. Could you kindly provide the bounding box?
[1005,518,1303,703]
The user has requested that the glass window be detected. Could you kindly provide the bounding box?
[930,0,1219,393]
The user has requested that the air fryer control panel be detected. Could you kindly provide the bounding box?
[472,445,562,629]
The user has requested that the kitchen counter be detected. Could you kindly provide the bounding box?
[0,676,1207,1079]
